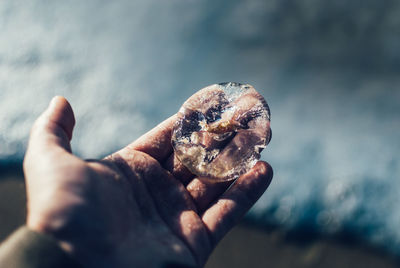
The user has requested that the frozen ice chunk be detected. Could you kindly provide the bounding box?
[172,82,271,182]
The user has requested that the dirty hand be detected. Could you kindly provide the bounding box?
[23,96,273,267]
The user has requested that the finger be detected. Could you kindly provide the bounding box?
[117,114,177,162]
[26,96,76,155]
[187,178,232,213]
[163,153,195,185]
[202,161,273,247]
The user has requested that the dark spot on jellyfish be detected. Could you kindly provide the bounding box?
[180,111,204,137]
[205,107,221,123]
[237,117,251,129]
[205,96,229,123]
[218,82,242,87]
[204,151,217,163]
[218,82,230,86]
[186,110,205,122]
[268,128,272,143]
[259,97,270,115]
[236,110,262,129]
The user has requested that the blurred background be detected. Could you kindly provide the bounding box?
[1,0,400,267]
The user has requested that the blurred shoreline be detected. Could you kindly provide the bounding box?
[0,161,24,178]
[1,167,398,268]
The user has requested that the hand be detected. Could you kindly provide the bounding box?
[23,96,273,267]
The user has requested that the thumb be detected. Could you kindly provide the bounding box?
[27,96,76,155]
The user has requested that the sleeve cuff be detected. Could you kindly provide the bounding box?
[0,226,83,268]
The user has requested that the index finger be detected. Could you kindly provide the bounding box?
[116,114,177,162]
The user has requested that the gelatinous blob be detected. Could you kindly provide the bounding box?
[172,82,271,182]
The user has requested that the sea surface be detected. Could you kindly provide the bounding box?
[1,0,400,254]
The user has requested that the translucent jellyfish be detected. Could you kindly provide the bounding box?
[172,82,271,182]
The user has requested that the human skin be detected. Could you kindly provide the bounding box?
[23,96,273,267]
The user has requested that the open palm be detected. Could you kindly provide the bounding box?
[24,97,273,267]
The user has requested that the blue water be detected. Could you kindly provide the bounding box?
[1,0,400,254]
